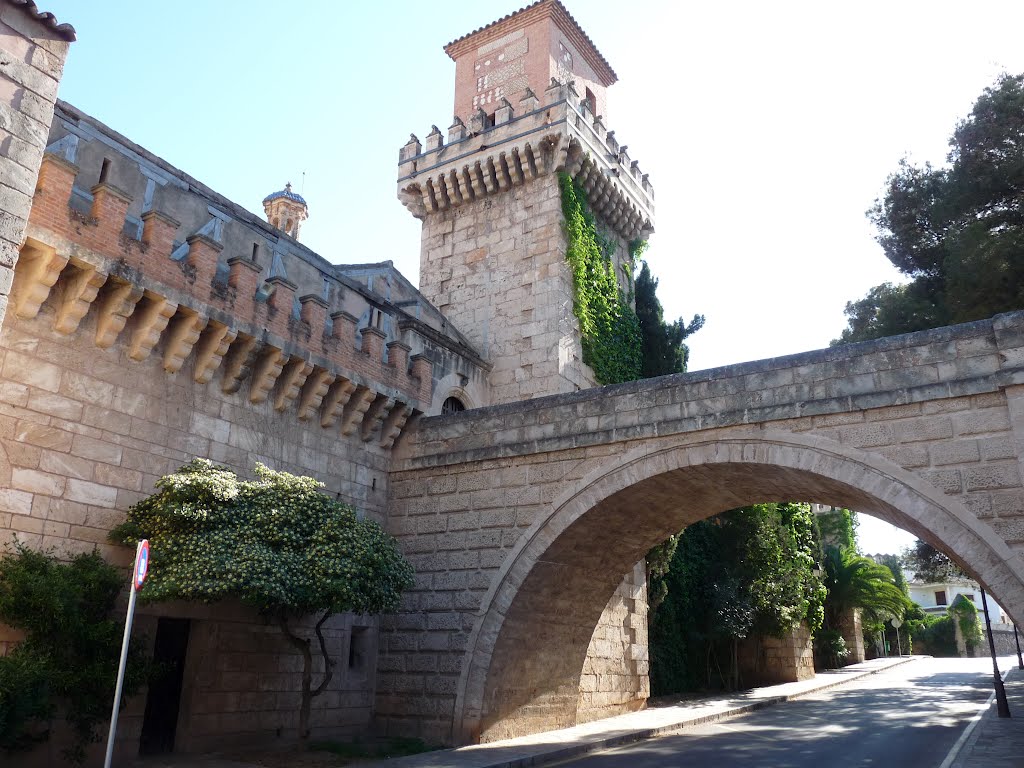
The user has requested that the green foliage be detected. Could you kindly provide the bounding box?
[875,553,908,595]
[634,261,704,377]
[110,459,414,740]
[815,507,859,552]
[821,546,911,632]
[837,73,1024,344]
[110,460,413,617]
[649,504,825,694]
[645,534,678,612]
[910,612,958,657]
[814,629,850,669]
[0,544,147,762]
[559,173,642,384]
[902,539,967,583]
[949,594,984,653]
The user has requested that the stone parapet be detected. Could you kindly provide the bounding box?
[397,78,654,241]
[397,310,1024,469]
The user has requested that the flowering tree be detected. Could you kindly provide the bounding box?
[110,459,413,740]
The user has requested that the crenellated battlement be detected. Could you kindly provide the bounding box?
[17,104,491,449]
[397,78,655,241]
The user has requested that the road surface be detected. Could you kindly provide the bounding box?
[555,657,1013,768]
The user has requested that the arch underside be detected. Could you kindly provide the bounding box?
[459,433,1024,743]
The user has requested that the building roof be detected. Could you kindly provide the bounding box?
[262,182,307,207]
[7,0,76,41]
[444,0,617,87]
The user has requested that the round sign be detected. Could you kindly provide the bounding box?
[890,617,903,629]
[134,539,150,591]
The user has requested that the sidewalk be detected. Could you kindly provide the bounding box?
[948,664,1024,768]
[361,655,916,768]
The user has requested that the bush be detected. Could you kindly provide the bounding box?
[814,629,850,669]
[0,544,147,762]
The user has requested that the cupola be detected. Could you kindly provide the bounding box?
[262,182,308,240]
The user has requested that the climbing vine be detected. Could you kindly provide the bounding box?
[559,173,642,384]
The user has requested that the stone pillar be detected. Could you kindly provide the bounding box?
[0,3,73,331]
[838,607,866,664]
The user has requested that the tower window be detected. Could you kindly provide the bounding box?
[585,88,597,115]
[99,158,111,183]
[442,396,466,415]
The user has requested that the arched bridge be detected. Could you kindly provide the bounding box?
[379,311,1024,745]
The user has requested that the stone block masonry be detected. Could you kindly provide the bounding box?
[380,310,1024,744]
[0,1,73,329]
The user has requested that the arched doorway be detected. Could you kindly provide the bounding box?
[452,431,1024,743]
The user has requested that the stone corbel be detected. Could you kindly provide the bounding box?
[193,321,237,385]
[359,392,393,442]
[163,309,208,373]
[248,346,286,404]
[128,293,178,362]
[11,244,69,320]
[274,357,313,412]
[296,367,334,421]
[220,333,260,394]
[95,279,144,349]
[379,401,412,449]
[339,385,376,437]
[320,377,356,428]
[52,262,106,335]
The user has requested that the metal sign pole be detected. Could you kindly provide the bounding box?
[104,540,146,768]
[981,588,1011,718]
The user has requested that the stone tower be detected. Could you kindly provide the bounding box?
[397,0,655,404]
[263,182,308,240]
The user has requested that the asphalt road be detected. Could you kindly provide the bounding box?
[555,657,1013,768]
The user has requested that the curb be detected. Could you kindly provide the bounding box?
[402,657,920,768]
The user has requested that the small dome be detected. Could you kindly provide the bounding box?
[262,182,307,207]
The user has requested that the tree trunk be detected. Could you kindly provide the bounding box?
[276,613,336,742]
[278,616,314,740]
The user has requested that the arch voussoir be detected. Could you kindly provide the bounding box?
[453,429,1024,744]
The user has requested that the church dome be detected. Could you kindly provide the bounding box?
[262,182,307,207]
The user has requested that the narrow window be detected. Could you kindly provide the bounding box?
[99,158,111,183]
[935,590,947,606]
[585,88,597,115]
[349,627,368,670]
[251,243,259,263]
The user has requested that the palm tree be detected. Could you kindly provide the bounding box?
[821,545,910,631]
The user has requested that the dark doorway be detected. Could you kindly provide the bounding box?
[139,617,190,755]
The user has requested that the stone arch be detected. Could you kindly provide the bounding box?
[453,429,1024,743]
[431,370,485,414]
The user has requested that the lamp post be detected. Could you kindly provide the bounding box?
[981,588,1011,718]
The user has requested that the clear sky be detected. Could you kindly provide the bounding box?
[36,1,1024,554]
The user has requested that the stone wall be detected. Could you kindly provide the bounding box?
[0,90,490,759]
[738,624,815,686]
[577,561,648,723]
[838,607,866,664]
[0,1,72,329]
[382,310,1024,744]
[417,173,594,403]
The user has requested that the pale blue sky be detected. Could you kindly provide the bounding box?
[37,1,1024,554]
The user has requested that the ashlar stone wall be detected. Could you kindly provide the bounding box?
[417,173,594,403]
[381,311,1024,745]
[0,1,72,328]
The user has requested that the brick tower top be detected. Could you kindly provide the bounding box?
[445,0,617,124]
